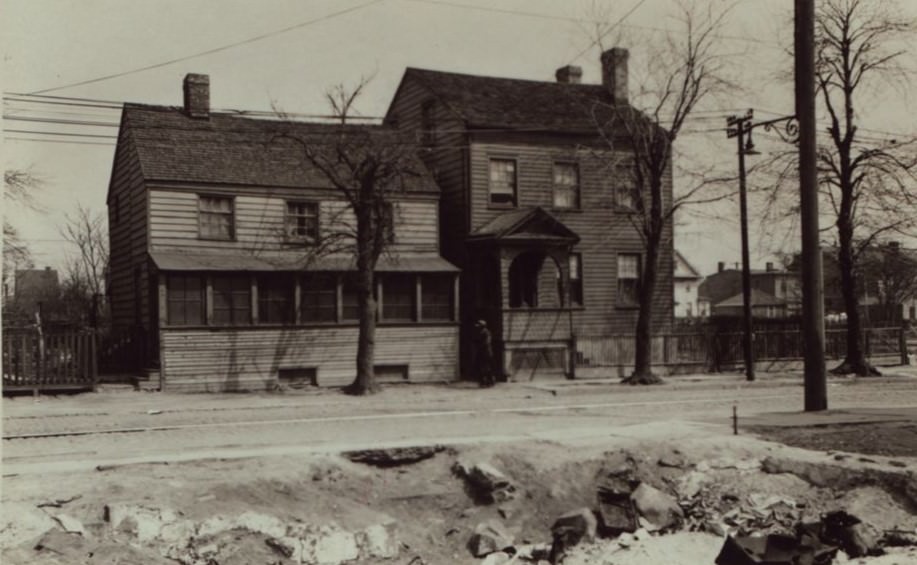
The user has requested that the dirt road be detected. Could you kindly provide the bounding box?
[5,376,917,476]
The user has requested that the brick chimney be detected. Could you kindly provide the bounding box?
[183,73,210,119]
[601,48,629,105]
[717,261,725,273]
[555,65,583,84]
[766,262,775,272]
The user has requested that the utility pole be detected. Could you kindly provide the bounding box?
[795,0,828,411]
[726,112,756,381]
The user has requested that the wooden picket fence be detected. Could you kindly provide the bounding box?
[575,326,908,374]
[2,328,97,393]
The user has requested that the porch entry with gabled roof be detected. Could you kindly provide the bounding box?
[467,207,581,380]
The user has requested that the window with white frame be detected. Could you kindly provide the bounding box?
[199,195,234,239]
[489,159,517,206]
[285,202,319,244]
[553,163,579,208]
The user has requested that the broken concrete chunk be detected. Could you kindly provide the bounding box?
[715,533,837,565]
[234,511,287,538]
[51,514,86,536]
[358,522,399,559]
[658,451,688,469]
[300,525,360,564]
[480,550,512,565]
[34,529,90,557]
[454,461,518,504]
[630,483,683,532]
[633,528,651,541]
[468,519,514,557]
[617,532,635,548]
[549,508,598,562]
[675,470,709,500]
[345,445,448,467]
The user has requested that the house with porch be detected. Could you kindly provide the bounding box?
[385,48,675,379]
[106,74,459,391]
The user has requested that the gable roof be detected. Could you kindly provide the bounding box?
[715,289,787,308]
[469,207,579,243]
[389,68,640,134]
[674,250,702,280]
[120,104,437,192]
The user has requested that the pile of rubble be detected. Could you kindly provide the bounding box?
[452,450,917,565]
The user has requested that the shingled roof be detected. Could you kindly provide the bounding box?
[390,68,636,133]
[120,103,437,192]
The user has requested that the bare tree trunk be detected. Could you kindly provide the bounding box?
[624,229,663,385]
[346,215,382,395]
[832,225,880,376]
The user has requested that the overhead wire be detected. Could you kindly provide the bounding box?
[24,0,388,95]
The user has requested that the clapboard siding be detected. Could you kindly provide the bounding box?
[107,118,150,335]
[160,325,458,391]
[467,138,673,335]
[149,188,439,254]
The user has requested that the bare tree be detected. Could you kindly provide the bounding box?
[60,204,109,326]
[3,169,42,296]
[813,0,916,376]
[277,78,425,395]
[587,2,734,384]
[863,244,917,323]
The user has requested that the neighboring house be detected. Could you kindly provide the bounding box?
[6,267,60,323]
[712,288,788,319]
[385,49,674,378]
[106,74,459,391]
[673,250,703,318]
[812,242,917,324]
[699,261,801,319]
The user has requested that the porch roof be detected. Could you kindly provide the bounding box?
[468,207,579,244]
[150,250,459,273]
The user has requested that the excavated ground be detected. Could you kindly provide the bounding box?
[2,423,916,565]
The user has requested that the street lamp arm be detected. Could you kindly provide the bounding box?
[750,115,800,146]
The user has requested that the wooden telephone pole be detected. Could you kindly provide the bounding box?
[795,0,828,411]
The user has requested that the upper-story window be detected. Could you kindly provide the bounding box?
[553,163,580,209]
[489,159,517,207]
[285,201,319,244]
[199,195,234,240]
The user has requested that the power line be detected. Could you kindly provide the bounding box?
[4,115,120,127]
[25,0,388,95]
[5,129,117,139]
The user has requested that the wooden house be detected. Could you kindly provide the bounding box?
[385,49,675,379]
[106,74,459,391]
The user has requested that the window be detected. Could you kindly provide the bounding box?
[553,163,579,208]
[167,275,204,326]
[199,195,234,239]
[258,275,294,324]
[382,274,415,321]
[569,253,583,307]
[617,254,641,307]
[301,274,337,323]
[613,164,638,211]
[341,275,361,321]
[489,159,517,206]
[213,275,251,325]
[285,202,319,244]
[421,274,454,321]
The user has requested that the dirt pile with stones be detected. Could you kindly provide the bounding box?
[2,438,915,565]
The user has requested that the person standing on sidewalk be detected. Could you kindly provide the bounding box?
[472,319,495,387]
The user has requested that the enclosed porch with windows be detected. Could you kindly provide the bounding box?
[149,251,460,392]
[466,207,582,380]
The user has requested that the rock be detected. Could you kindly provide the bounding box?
[454,461,518,504]
[658,451,688,468]
[358,522,399,559]
[634,528,651,541]
[266,536,300,560]
[468,519,514,557]
[235,511,287,538]
[630,483,683,531]
[345,445,448,467]
[705,520,729,537]
[34,529,90,558]
[596,469,639,535]
[617,532,635,547]
[480,550,512,565]
[51,514,85,536]
[549,508,598,562]
[300,525,360,564]
[104,503,174,542]
[675,471,708,500]
[0,502,58,548]
[515,543,551,561]
[822,511,879,558]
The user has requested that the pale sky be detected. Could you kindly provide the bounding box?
[3,0,916,277]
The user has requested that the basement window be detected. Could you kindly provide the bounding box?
[278,367,317,388]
